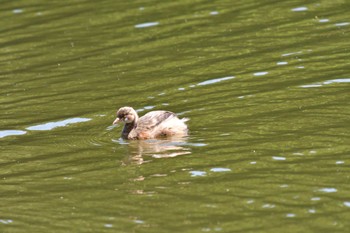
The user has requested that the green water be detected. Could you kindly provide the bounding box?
[1,0,350,232]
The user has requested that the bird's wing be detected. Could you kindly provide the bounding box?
[137,111,175,131]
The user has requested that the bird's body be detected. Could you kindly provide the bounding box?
[113,107,188,139]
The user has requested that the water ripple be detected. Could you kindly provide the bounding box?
[300,78,350,88]
[197,76,234,86]
[189,171,207,177]
[276,61,288,65]
[12,9,23,14]
[0,130,27,138]
[253,72,268,76]
[26,117,91,131]
[134,22,159,28]
[210,168,231,172]
[0,219,13,224]
[319,19,329,23]
[291,7,308,12]
[272,156,286,161]
[282,51,302,57]
[335,22,349,27]
[318,188,337,193]
[323,78,350,84]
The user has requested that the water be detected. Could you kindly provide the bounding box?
[1,0,350,232]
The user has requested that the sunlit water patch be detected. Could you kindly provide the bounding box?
[319,19,330,23]
[197,76,235,86]
[335,22,349,27]
[276,61,288,65]
[323,78,350,84]
[318,188,338,193]
[189,171,207,177]
[282,51,302,57]
[12,9,23,14]
[308,209,316,214]
[0,130,27,138]
[300,78,350,88]
[291,7,308,12]
[0,219,13,224]
[26,117,91,131]
[111,138,129,145]
[134,22,159,28]
[272,156,286,161]
[300,84,323,88]
[253,71,268,76]
[210,168,231,172]
[104,224,113,228]
[286,213,296,218]
[143,105,156,110]
[262,203,275,209]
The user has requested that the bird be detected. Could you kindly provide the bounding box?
[113,106,188,139]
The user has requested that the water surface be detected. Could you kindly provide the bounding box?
[1,0,350,232]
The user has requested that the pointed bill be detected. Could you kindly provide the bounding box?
[113,117,120,125]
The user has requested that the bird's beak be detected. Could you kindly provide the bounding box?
[113,117,120,125]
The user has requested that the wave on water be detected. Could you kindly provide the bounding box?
[26,117,91,131]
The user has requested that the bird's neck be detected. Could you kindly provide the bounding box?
[122,121,137,139]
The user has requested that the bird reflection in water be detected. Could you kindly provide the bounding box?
[118,136,191,165]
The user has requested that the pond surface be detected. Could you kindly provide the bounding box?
[1,0,350,232]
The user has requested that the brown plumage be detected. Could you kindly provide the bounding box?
[113,106,188,139]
